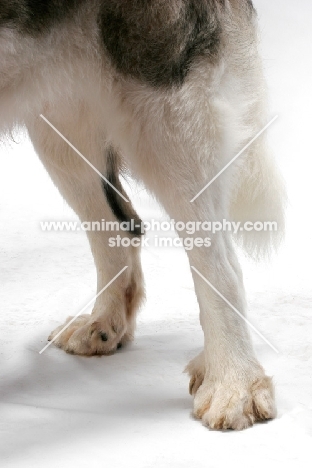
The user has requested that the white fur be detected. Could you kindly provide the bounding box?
[0,1,285,429]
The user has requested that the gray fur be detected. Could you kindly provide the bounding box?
[0,0,85,34]
[100,0,224,88]
[103,147,143,237]
[0,0,228,87]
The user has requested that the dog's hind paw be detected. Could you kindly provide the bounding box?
[193,373,276,431]
[48,313,131,356]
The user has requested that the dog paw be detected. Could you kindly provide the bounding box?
[48,313,132,356]
[185,351,205,396]
[193,374,276,431]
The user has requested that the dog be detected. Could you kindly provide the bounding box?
[0,0,286,430]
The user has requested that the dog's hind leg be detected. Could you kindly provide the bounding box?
[27,111,144,356]
[121,80,277,429]
[139,143,275,429]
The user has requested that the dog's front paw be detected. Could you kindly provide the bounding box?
[193,373,276,431]
[48,313,131,356]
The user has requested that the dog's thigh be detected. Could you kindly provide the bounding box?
[27,113,144,356]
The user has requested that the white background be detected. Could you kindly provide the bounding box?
[0,1,311,466]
